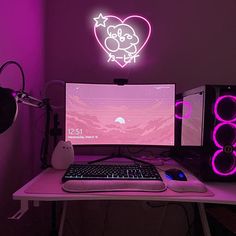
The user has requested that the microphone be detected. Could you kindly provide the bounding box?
[0,61,49,133]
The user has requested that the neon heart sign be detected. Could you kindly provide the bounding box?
[93,13,151,68]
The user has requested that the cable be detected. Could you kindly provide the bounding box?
[0,60,25,91]
[126,145,147,155]
[146,201,193,236]
[157,203,169,235]
[126,146,155,158]
[102,201,111,236]
[40,99,52,169]
[65,219,77,236]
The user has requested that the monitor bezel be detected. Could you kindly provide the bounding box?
[64,82,176,147]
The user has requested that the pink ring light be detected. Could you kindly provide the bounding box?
[211,150,236,176]
[175,101,192,119]
[212,122,236,149]
[214,95,236,122]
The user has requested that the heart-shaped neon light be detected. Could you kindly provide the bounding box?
[93,13,151,68]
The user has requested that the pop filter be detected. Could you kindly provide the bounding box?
[0,60,47,134]
[0,87,18,134]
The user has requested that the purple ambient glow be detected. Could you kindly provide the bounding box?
[175,101,192,119]
[214,95,236,123]
[11,91,17,97]
[212,122,236,149]
[93,13,151,68]
[211,150,236,176]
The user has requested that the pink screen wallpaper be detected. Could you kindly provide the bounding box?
[65,83,175,145]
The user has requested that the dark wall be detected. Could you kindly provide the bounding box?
[1,1,235,235]
[0,0,48,235]
[43,1,235,236]
[44,0,236,156]
[45,0,236,94]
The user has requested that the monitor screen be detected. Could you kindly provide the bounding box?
[65,83,175,146]
[181,92,204,146]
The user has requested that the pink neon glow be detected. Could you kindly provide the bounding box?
[214,95,236,122]
[65,83,175,145]
[212,122,236,148]
[175,101,192,119]
[211,150,236,176]
[93,13,151,68]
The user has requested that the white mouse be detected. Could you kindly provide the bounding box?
[167,180,207,193]
[51,140,74,170]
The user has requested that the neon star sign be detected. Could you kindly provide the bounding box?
[93,13,151,68]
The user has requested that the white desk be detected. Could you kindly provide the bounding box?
[11,168,236,204]
[10,157,236,236]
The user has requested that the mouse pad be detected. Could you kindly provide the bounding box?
[24,168,215,197]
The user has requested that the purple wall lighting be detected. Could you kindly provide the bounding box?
[93,13,151,68]
[212,95,236,176]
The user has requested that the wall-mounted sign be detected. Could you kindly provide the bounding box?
[93,13,151,68]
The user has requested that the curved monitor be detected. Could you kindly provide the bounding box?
[65,83,175,146]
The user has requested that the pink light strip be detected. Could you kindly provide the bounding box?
[212,122,236,149]
[175,101,192,119]
[214,95,236,123]
[211,150,236,176]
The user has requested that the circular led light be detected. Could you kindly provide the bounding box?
[175,101,192,119]
[211,150,236,176]
[212,122,236,148]
[214,95,236,122]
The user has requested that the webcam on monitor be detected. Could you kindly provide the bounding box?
[113,78,128,85]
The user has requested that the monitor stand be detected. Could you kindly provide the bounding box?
[88,146,151,165]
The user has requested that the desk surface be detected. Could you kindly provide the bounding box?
[12,157,236,205]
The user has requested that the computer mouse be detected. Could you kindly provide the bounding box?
[165,168,187,181]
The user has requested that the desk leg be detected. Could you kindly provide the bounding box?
[197,203,211,236]
[58,201,68,236]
